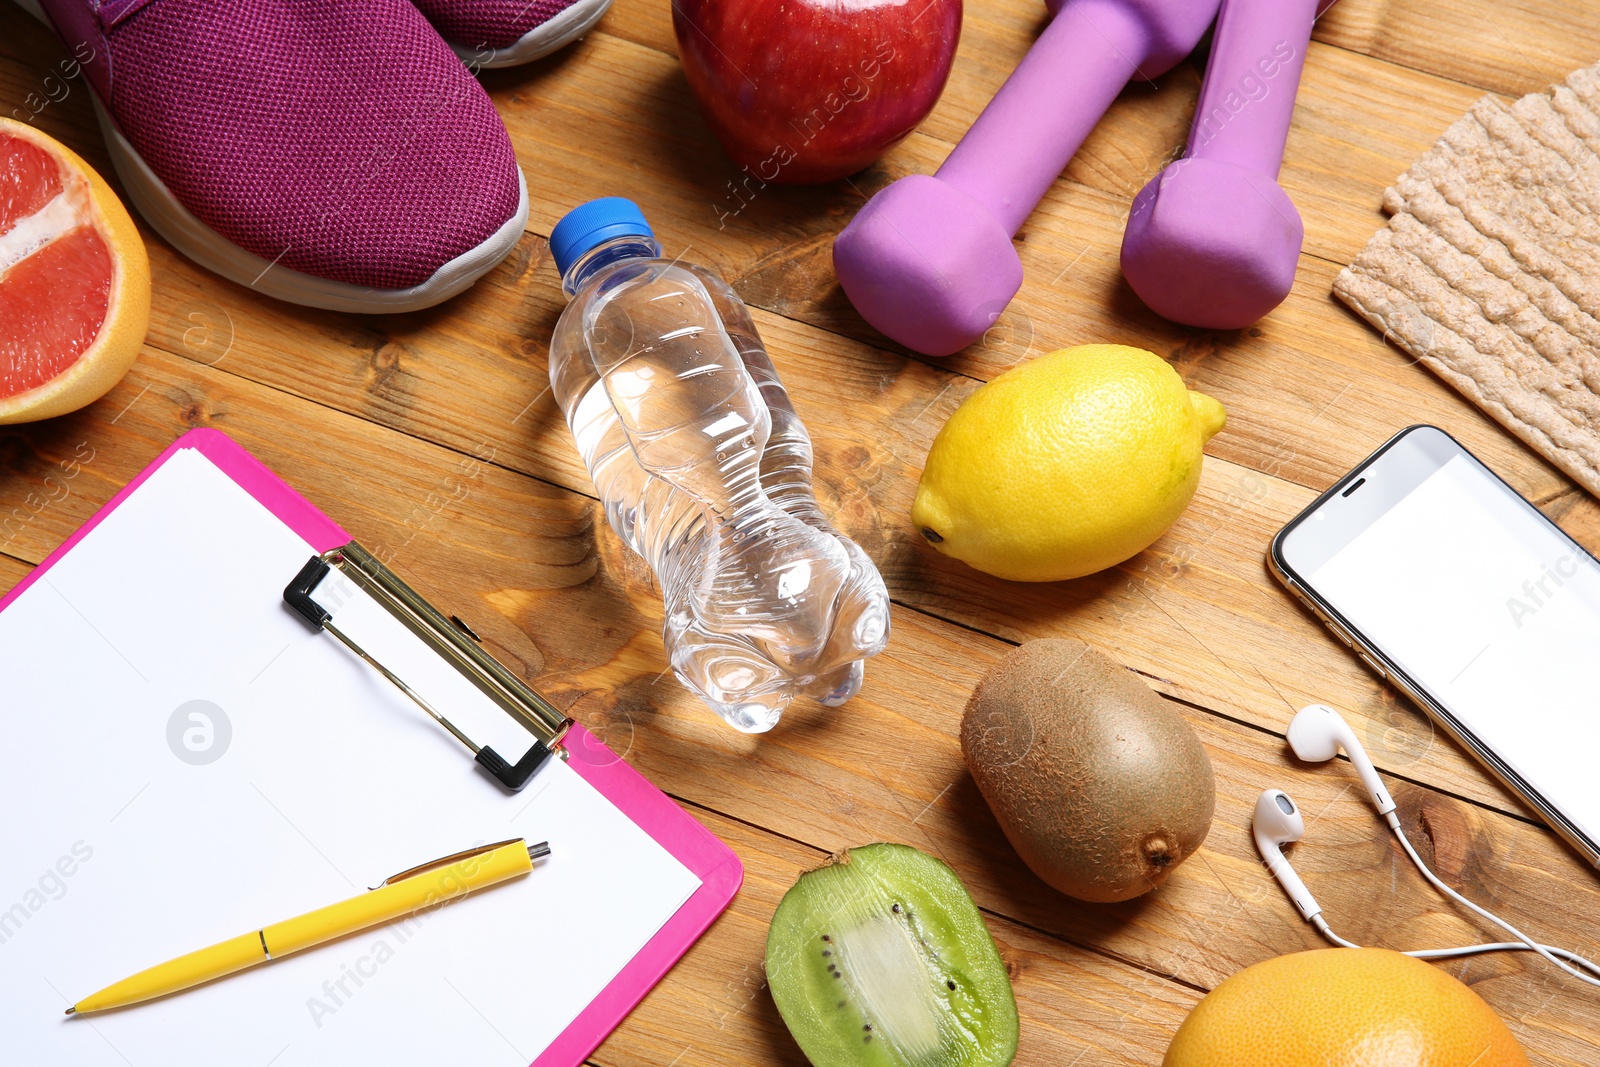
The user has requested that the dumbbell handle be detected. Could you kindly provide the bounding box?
[1186,0,1319,177]
[936,0,1152,236]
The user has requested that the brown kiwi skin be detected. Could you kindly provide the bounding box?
[960,638,1216,903]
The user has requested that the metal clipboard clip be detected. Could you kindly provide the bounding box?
[282,542,572,792]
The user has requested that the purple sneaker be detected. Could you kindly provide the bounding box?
[17,0,528,312]
[411,0,614,68]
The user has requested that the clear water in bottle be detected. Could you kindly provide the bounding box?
[547,198,890,732]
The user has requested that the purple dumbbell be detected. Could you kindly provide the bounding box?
[1120,0,1323,328]
[833,0,1222,357]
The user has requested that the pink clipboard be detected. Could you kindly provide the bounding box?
[0,427,743,1066]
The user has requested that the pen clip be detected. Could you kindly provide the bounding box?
[375,837,527,889]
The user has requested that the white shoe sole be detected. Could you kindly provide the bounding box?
[447,0,614,68]
[14,0,530,313]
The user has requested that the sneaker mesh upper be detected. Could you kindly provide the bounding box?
[409,0,582,52]
[105,0,522,291]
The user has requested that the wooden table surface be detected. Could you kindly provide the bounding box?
[4,1,1599,1063]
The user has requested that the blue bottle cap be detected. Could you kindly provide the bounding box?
[549,197,656,279]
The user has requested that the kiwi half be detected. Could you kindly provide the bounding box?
[766,843,1018,1067]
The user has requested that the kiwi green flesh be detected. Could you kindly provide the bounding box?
[766,843,1018,1067]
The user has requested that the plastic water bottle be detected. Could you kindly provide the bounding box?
[546,198,890,732]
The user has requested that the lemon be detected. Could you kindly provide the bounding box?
[911,345,1224,582]
[1164,948,1529,1067]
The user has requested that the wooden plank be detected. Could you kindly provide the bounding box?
[0,390,165,565]
[0,13,103,145]
[0,551,30,591]
[1283,42,1483,264]
[1543,485,1600,547]
[1315,0,1600,97]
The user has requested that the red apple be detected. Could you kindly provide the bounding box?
[673,0,962,186]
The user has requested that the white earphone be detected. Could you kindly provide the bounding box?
[1285,703,1394,817]
[1254,704,1600,986]
[1252,789,1320,921]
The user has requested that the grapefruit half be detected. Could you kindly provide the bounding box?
[0,117,149,425]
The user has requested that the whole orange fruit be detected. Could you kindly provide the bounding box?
[1164,948,1529,1067]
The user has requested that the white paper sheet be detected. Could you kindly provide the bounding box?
[0,447,701,1065]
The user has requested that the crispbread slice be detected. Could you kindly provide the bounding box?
[1335,61,1600,496]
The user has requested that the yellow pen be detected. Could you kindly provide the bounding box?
[66,838,550,1015]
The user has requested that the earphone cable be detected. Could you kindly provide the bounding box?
[1386,812,1600,989]
[1311,913,1600,977]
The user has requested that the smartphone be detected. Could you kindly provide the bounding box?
[1270,424,1600,867]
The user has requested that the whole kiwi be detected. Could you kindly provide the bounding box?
[961,638,1215,903]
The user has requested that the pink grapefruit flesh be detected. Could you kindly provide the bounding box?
[0,121,148,425]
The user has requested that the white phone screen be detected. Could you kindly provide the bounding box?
[1305,451,1600,846]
